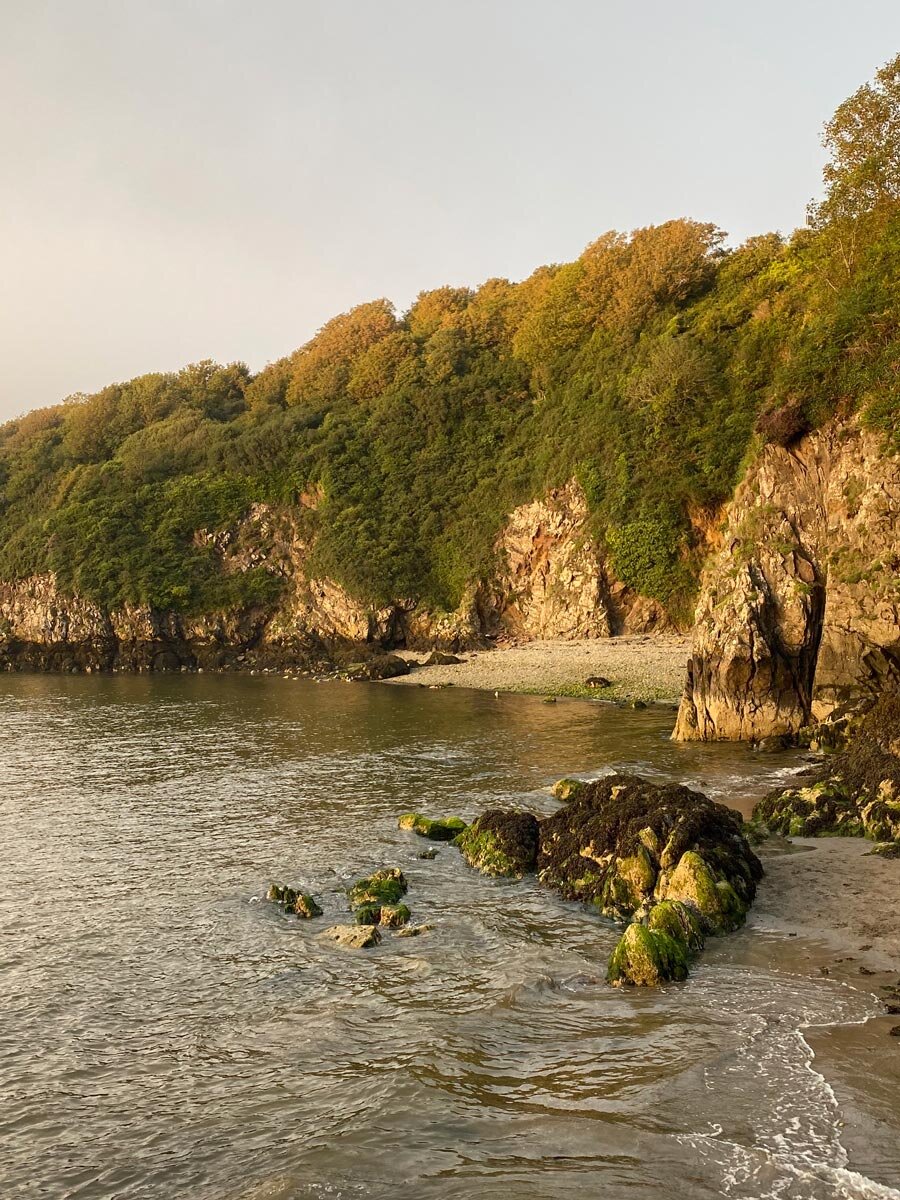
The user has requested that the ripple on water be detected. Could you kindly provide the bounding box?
[0,674,896,1200]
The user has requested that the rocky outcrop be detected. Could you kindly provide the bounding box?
[481,481,668,639]
[676,420,900,741]
[753,690,900,849]
[453,810,541,878]
[0,480,669,674]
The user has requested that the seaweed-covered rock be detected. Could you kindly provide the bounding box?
[537,773,762,929]
[347,867,408,908]
[551,777,585,801]
[355,901,411,928]
[608,899,706,987]
[266,884,323,918]
[753,691,900,848]
[319,924,381,950]
[607,921,689,987]
[454,810,540,878]
[398,813,467,841]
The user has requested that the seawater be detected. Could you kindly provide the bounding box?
[0,674,897,1200]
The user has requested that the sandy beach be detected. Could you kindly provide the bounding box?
[755,837,900,978]
[388,635,692,702]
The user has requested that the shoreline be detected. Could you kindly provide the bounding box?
[387,635,691,703]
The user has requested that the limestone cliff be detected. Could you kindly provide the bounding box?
[675,420,900,741]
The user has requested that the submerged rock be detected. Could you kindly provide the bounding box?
[537,773,762,930]
[417,847,439,860]
[354,901,411,928]
[454,810,540,878]
[398,813,467,841]
[347,867,408,908]
[395,923,432,938]
[319,924,382,950]
[265,884,323,918]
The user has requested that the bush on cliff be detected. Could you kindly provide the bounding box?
[0,59,897,616]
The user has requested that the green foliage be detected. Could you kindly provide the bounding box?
[0,62,897,618]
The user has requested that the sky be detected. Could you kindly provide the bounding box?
[1,1,899,421]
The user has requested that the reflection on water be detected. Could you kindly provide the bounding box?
[0,675,896,1200]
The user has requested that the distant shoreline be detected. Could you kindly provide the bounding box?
[385,635,691,704]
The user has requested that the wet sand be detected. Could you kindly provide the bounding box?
[389,635,691,702]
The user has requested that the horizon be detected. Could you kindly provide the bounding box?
[2,1,900,421]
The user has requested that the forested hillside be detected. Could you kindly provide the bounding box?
[1,56,898,625]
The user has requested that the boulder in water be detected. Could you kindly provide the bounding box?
[266,884,323,918]
[347,867,408,908]
[319,924,382,950]
[398,813,467,841]
[454,810,540,878]
[354,901,411,928]
[537,773,761,932]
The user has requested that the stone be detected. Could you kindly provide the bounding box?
[319,924,381,950]
[420,650,464,666]
[454,810,540,878]
[551,777,585,802]
[398,813,468,841]
[347,867,408,908]
[585,676,612,688]
[417,847,439,860]
[607,921,690,987]
[344,654,410,682]
[266,883,322,918]
[675,420,900,743]
[396,923,432,938]
[354,902,411,928]
[537,773,761,929]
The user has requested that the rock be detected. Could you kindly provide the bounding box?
[355,902,411,928]
[537,773,762,931]
[398,813,468,841]
[266,884,322,918]
[551,778,585,802]
[454,810,541,878]
[631,699,647,709]
[754,733,794,753]
[319,924,382,950]
[417,847,439,860]
[420,650,464,666]
[752,691,900,847]
[889,1026,900,1038]
[585,676,612,688]
[347,867,408,908]
[396,923,432,938]
[675,419,900,743]
[607,921,690,987]
[542,697,558,704]
[292,893,323,918]
[345,654,410,682]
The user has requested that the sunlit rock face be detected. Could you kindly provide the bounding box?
[676,419,900,741]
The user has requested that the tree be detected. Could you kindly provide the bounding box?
[810,52,900,228]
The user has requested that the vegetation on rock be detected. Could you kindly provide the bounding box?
[753,691,900,849]
[0,59,897,622]
[265,884,323,918]
[398,813,468,841]
[453,810,540,878]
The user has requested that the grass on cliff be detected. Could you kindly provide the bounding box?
[1,57,898,617]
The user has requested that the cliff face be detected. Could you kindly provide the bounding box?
[0,481,656,673]
[675,420,900,741]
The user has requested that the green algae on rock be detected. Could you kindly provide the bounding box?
[753,691,900,850]
[265,884,323,919]
[607,920,690,987]
[354,901,411,928]
[537,773,761,928]
[551,778,585,802]
[347,867,408,908]
[453,810,540,878]
[398,813,468,841]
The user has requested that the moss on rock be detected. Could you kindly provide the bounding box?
[607,921,690,987]
[347,867,408,908]
[551,778,585,802]
[454,810,540,878]
[398,813,468,841]
[266,883,323,919]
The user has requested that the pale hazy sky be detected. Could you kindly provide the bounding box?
[2,1,899,421]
